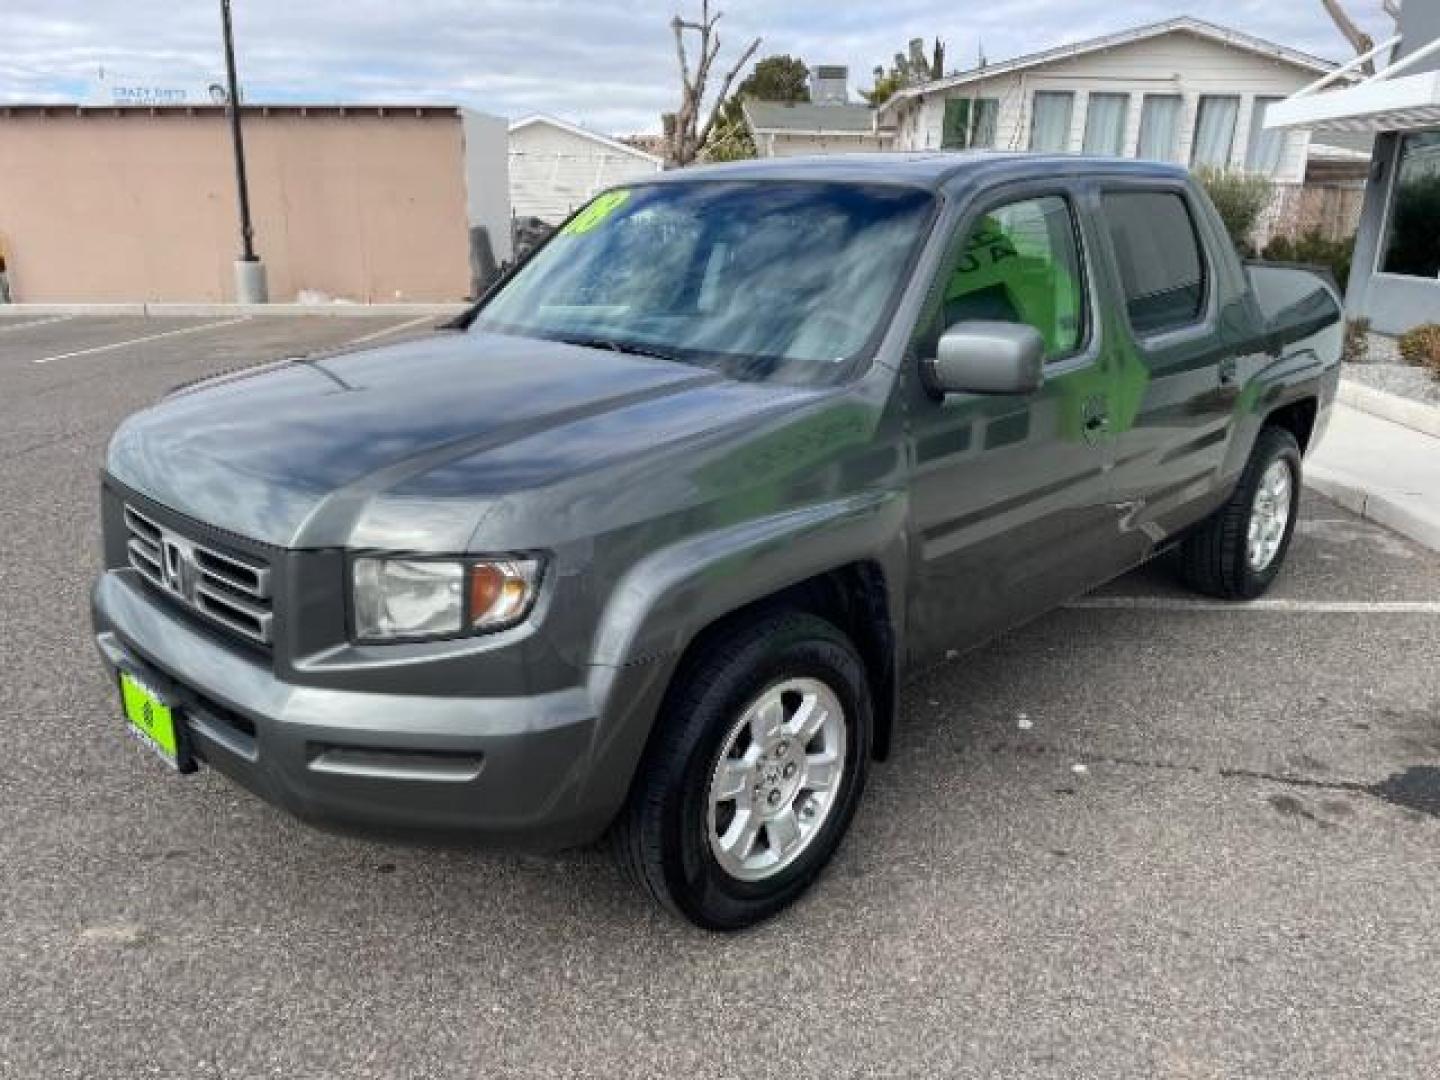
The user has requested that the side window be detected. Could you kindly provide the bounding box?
[1101,191,1207,335]
[940,195,1086,361]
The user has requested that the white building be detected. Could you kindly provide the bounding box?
[879,17,1353,185]
[743,66,888,157]
[1266,3,1440,334]
[508,114,662,225]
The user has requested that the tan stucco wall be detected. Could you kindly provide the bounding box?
[0,111,472,302]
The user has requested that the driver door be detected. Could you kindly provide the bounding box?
[905,185,1132,663]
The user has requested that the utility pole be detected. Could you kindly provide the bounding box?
[221,0,267,302]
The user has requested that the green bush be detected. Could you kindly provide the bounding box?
[1261,231,1355,294]
[1195,167,1273,251]
[1397,324,1440,376]
[1342,318,1370,364]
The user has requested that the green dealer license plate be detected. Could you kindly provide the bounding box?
[119,671,194,772]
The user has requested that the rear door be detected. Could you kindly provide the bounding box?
[1093,183,1261,557]
[904,181,1134,663]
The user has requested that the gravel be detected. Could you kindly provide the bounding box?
[1344,333,1440,408]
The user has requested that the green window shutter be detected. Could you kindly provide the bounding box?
[941,99,972,150]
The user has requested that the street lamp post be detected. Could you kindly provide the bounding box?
[221,0,267,302]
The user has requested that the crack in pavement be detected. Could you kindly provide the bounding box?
[989,740,1440,818]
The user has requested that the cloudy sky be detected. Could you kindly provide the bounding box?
[1,0,1397,134]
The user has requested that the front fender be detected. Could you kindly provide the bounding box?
[570,489,908,837]
[588,489,908,673]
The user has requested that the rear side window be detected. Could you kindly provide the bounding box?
[1102,191,1206,335]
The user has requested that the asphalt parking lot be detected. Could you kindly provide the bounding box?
[3,310,1439,1079]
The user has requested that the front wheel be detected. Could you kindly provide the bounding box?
[610,611,871,930]
[1176,425,1302,599]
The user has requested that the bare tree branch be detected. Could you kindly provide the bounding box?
[671,17,692,98]
[664,2,760,167]
[1321,0,1377,74]
[1382,0,1402,23]
[697,34,762,150]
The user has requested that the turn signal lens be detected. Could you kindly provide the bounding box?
[467,558,541,631]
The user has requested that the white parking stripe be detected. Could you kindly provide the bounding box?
[342,314,440,347]
[0,314,76,333]
[1067,597,1440,614]
[31,317,251,364]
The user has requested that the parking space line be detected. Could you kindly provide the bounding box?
[0,314,76,333]
[342,314,441,347]
[30,317,251,364]
[1067,597,1440,614]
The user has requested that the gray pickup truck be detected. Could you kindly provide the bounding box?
[94,153,1341,928]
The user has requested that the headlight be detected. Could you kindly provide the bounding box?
[352,556,542,641]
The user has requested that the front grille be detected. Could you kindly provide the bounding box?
[123,505,274,646]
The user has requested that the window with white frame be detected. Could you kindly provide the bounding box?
[1191,95,1240,168]
[1137,95,1182,162]
[941,97,1001,150]
[1246,97,1288,175]
[1082,93,1129,157]
[1029,92,1074,152]
[970,99,999,149]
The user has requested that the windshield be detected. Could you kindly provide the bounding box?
[474,180,935,384]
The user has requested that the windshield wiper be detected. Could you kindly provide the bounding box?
[555,335,685,365]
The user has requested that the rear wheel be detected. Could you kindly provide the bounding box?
[1176,425,1301,599]
[610,611,871,930]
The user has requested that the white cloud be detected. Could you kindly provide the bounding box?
[0,0,1398,134]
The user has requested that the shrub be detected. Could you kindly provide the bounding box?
[1397,324,1440,375]
[1195,167,1273,251]
[1261,231,1355,295]
[1342,318,1370,364]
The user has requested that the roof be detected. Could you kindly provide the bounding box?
[509,113,663,163]
[741,100,877,135]
[639,149,1190,191]
[878,16,1344,120]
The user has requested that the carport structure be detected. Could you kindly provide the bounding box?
[1265,2,1440,334]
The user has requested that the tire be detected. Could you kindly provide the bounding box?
[1176,425,1302,600]
[610,610,871,930]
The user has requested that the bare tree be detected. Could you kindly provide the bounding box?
[664,1,761,168]
[1321,0,1402,76]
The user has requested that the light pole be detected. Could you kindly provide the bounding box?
[221,0,267,302]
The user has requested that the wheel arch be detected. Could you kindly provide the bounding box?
[654,560,900,763]
[1262,396,1319,455]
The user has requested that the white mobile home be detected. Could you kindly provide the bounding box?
[879,17,1351,185]
[508,114,662,225]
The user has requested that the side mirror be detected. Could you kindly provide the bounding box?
[925,321,1046,396]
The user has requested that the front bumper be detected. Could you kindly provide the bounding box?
[92,569,626,849]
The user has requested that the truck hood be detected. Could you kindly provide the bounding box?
[106,330,799,549]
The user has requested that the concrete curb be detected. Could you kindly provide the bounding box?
[1,302,468,318]
[1338,379,1440,440]
[1306,467,1440,554]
